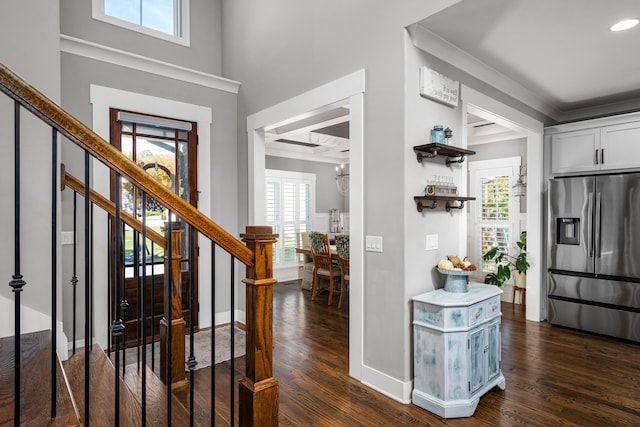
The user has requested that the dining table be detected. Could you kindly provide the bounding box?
[295,246,340,260]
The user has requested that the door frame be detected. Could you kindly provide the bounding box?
[90,84,213,349]
[461,85,544,321]
[108,108,200,346]
[247,69,366,380]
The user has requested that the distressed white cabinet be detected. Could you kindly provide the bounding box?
[412,283,505,418]
[548,112,640,174]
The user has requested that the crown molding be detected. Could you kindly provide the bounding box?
[408,23,562,121]
[60,34,241,94]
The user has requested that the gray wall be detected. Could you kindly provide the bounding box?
[265,156,347,213]
[60,0,222,75]
[470,138,527,162]
[58,0,236,341]
[0,0,61,330]
[223,0,464,383]
[222,0,557,388]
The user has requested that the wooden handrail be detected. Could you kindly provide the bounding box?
[61,164,167,248]
[0,62,254,266]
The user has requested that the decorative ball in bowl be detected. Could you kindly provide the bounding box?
[436,268,472,293]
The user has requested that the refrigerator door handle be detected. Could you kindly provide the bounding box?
[595,192,602,258]
[588,192,594,257]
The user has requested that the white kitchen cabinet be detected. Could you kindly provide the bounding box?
[548,112,640,174]
[551,128,600,174]
[600,121,640,170]
[412,283,505,418]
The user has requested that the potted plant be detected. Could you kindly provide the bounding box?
[482,231,530,287]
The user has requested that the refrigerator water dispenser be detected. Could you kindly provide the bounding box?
[557,218,580,245]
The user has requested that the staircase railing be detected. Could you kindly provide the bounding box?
[0,61,279,426]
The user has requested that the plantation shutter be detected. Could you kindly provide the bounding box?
[265,170,314,266]
[266,180,281,264]
[479,175,511,272]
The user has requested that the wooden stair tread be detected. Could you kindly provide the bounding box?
[64,344,144,426]
[0,330,81,426]
[122,362,196,427]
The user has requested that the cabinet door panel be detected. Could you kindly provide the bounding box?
[469,328,485,394]
[601,122,640,170]
[486,319,501,382]
[551,129,600,174]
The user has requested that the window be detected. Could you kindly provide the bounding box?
[93,0,190,46]
[469,157,521,275]
[265,170,315,267]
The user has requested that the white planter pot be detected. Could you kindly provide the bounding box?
[513,271,526,289]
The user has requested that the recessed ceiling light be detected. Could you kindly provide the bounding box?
[610,19,639,32]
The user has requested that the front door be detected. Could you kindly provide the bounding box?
[109,109,198,348]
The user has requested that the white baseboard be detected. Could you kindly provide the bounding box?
[214,310,246,327]
[361,364,413,404]
[273,265,300,282]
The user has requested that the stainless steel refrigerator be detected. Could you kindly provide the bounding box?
[548,173,640,342]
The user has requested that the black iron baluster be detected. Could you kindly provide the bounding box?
[107,216,112,359]
[112,172,124,427]
[51,128,58,420]
[230,255,235,427]
[151,241,155,373]
[90,203,94,350]
[141,193,148,426]
[71,192,78,355]
[9,101,26,427]
[134,228,140,369]
[211,243,216,424]
[186,225,197,427]
[83,151,91,425]
[120,219,129,378]
[166,213,173,423]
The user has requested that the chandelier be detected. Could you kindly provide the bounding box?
[335,163,350,194]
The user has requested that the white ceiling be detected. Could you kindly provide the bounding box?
[268,1,640,160]
[264,103,350,163]
[414,0,640,122]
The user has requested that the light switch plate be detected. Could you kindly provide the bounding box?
[426,234,438,250]
[61,231,75,245]
[365,235,383,252]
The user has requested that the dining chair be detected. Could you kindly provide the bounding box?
[309,231,341,305]
[335,234,350,309]
[298,231,314,290]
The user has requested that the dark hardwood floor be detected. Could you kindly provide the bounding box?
[185,280,639,426]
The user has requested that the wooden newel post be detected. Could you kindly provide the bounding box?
[160,221,187,389]
[239,226,279,426]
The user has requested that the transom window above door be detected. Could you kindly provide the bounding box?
[92,0,190,46]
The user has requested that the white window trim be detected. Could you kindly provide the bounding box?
[265,169,316,270]
[468,156,522,283]
[92,0,191,47]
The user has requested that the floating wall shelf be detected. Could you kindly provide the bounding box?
[414,195,476,212]
[413,143,476,166]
